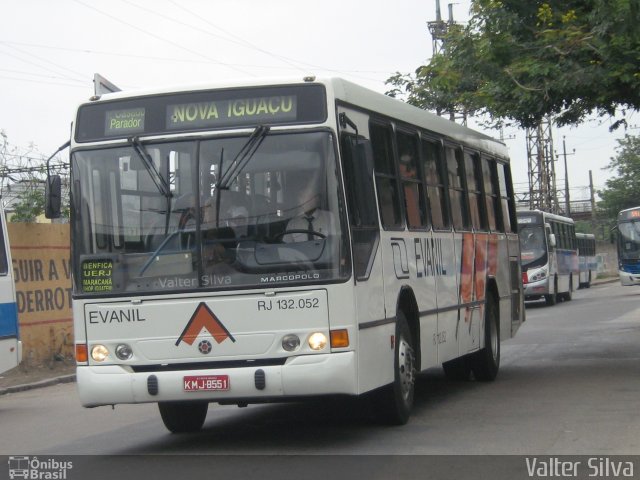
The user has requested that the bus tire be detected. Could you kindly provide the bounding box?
[470,295,500,382]
[375,312,415,425]
[545,277,558,306]
[563,278,573,301]
[158,401,208,433]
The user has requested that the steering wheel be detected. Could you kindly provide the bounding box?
[271,229,326,242]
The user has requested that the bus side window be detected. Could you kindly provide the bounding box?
[464,151,487,231]
[444,146,469,230]
[370,122,402,229]
[340,133,380,280]
[397,130,427,230]
[496,162,515,233]
[481,157,498,231]
[422,139,449,230]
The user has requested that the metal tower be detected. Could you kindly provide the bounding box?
[525,117,559,213]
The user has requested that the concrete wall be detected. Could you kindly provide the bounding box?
[7,223,73,366]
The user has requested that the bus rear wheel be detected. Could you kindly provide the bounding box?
[470,295,500,381]
[158,401,208,433]
[375,312,415,425]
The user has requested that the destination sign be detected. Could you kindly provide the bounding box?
[167,95,296,130]
[619,208,640,221]
[75,84,326,142]
[105,108,145,136]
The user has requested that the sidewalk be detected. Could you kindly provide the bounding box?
[0,276,620,396]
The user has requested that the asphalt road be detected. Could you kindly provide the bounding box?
[1,282,639,456]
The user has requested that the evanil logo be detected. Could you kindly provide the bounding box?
[176,302,236,347]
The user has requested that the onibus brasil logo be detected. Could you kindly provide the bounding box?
[8,456,72,479]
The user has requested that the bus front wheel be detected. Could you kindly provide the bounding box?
[375,312,415,425]
[158,401,208,433]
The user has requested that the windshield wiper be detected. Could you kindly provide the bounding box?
[129,136,172,199]
[217,125,269,190]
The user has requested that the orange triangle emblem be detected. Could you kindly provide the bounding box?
[176,302,236,346]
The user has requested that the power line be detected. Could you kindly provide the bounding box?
[71,0,256,77]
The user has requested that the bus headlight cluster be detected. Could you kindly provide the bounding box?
[91,344,109,362]
[308,332,327,351]
[115,344,133,360]
[281,334,301,352]
[528,268,548,283]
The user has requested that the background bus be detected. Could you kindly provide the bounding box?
[47,76,524,431]
[0,201,21,374]
[517,210,578,305]
[576,232,596,289]
[616,206,640,286]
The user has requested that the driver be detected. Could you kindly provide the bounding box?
[282,169,335,242]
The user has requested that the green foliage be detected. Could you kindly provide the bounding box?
[598,134,640,218]
[10,188,45,223]
[387,0,640,130]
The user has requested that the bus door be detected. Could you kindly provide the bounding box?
[337,107,391,393]
[0,206,21,373]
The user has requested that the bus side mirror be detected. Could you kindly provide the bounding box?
[548,233,556,248]
[45,175,62,219]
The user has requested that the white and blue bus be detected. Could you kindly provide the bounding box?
[617,206,640,286]
[517,210,578,305]
[46,77,524,432]
[576,232,596,289]
[0,201,21,374]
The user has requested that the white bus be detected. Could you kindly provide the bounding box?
[617,206,640,286]
[46,77,524,432]
[0,201,21,374]
[517,210,578,305]
[576,232,596,289]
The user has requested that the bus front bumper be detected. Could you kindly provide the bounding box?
[619,271,640,286]
[77,351,357,407]
[523,278,549,299]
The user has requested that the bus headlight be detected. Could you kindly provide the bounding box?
[91,344,109,362]
[115,344,133,360]
[308,332,327,351]
[528,268,548,283]
[281,334,301,352]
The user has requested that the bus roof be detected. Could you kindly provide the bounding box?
[517,209,575,225]
[81,76,508,160]
[618,206,640,221]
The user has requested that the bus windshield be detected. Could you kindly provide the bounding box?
[70,130,349,295]
[618,220,640,260]
[519,225,547,267]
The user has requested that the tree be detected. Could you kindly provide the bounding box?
[598,134,640,218]
[386,0,640,130]
[10,187,45,222]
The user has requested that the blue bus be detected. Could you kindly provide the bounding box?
[617,206,640,286]
[0,201,21,373]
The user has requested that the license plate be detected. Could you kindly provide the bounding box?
[183,375,230,392]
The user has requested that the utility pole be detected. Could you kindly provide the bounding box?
[427,1,467,125]
[589,170,596,229]
[559,136,576,216]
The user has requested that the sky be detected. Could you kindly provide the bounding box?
[0,0,634,202]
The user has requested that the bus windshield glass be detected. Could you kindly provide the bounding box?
[70,130,349,295]
[519,225,547,267]
[618,220,640,260]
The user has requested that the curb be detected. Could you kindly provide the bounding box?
[0,374,76,396]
